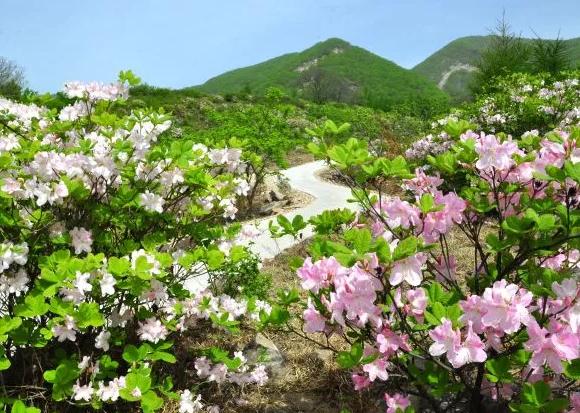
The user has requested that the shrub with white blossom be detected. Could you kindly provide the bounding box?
[406,71,579,162]
[0,73,274,412]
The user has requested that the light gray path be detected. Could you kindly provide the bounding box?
[438,63,478,89]
[184,160,354,291]
[246,160,354,259]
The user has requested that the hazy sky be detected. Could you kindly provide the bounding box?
[2,0,579,92]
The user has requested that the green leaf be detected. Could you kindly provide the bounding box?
[485,358,512,383]
[108,257,130,276]
[446,304,462,324]
[122,345,141,363]
[564,358,580,379]
[206,249,225,270]
[14,293,49,318]
[336,351,357,369]
[427,282,452,305]
[0,356,11,371]
[522,382,550,406]
[11,401,26,413]
[151,351,176,364]
[393,236,418,261]
[424,310,440,326]
[141,390,163,412]
[344,228,372,254]
[431,302,446,321]
[509,403,540,413]
[75,302,104,328]
[542,399,569,413]
[0,316,22,342]
[120,372,152,401]
[536,214,557,231]
[419,193,435,213]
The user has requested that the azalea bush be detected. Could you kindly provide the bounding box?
[406,72,580,161]
[274,119,580,412]
[0,73,277,412]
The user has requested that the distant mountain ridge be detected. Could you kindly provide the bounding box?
[197,38,449,114]
[413,35,580,102]
[190,35,580,108]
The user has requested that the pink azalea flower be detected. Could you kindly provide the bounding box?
[448,322,487,368]
[376,327,411,357]
[406,288,427,323]
[460,295,486,334]
[331,265,383,328]
[297,256,346,293]
[362,357,389,382]
[351,373,371,391]
[384,393,411,413]
[475,133,523,171]
[433,255,457,282]
[436,192,467,225]
[389,253,426,287]
[403,169,443,196]
[538,139,566,168]
[460,130,479,142]
[480,280,532,334]
[428,318,460,357]
[380,198,421,229]
[303,303,326,333]
[484,328,505,352]
[569,392,580,413]
[69,226,92,255]
[552,278,578,302]
[566,303,580,333]
[421,211,448,243]
[524,319,579,374]
[542,253,567,270]
[481,378,514,401]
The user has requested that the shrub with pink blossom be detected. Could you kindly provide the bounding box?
[276,118,580,412]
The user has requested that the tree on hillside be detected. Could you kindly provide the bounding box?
[299,67,358,104]
[531,35,570,74]
[0,57,26,99]
[471,14,530,93]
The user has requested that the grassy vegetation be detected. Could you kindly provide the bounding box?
[129,84,204,107]
[127,89,430,162]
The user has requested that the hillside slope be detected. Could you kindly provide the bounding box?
[197,38,449,114]
[414,35,580,102]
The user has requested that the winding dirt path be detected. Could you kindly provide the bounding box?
[184,161,354,291]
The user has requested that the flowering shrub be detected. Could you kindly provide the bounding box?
[0,73,275,412]
[278,119,580,412]
[406,72,580,162]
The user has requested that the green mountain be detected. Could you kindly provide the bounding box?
[414,35,580,102]
[197,38,449,115]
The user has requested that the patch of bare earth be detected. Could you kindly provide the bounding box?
[240,179,315,221]
[284,148,315,168]
[316,167,404,198]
